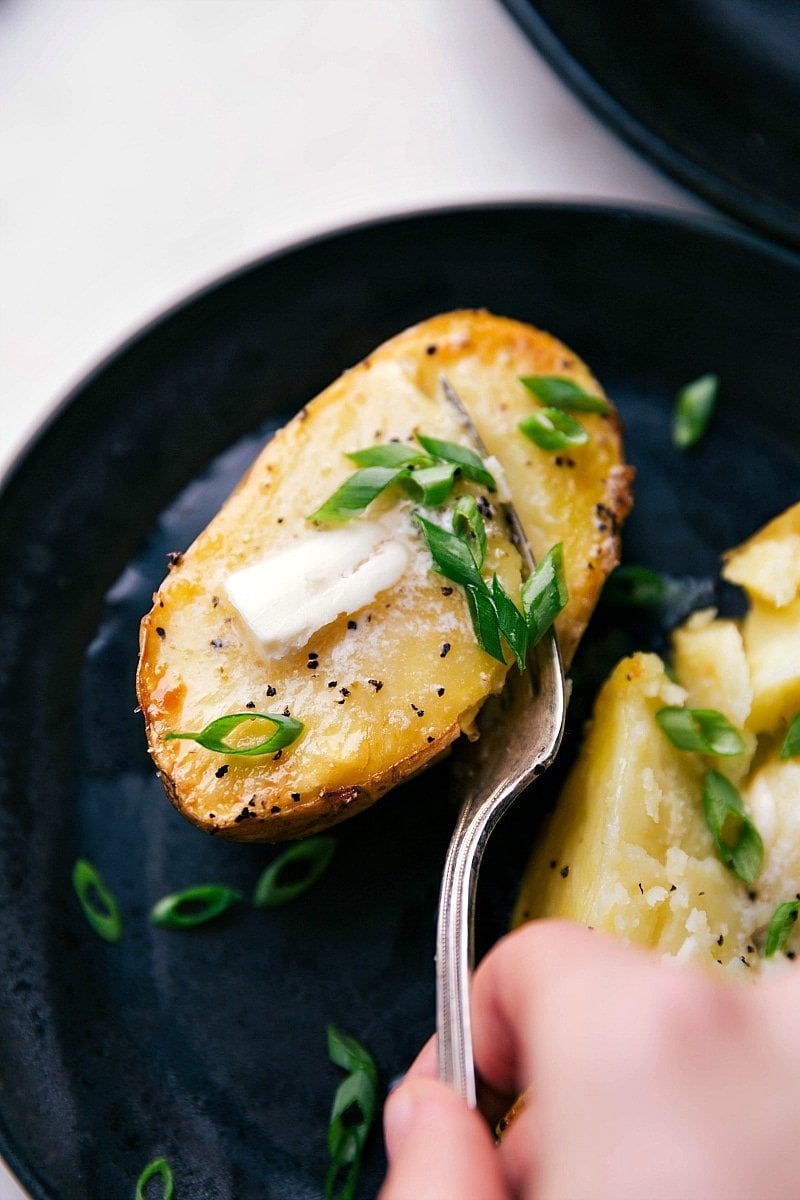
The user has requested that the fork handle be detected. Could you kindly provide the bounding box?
[435,797,497,1107]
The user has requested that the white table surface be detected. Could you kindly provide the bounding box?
[0,1,703,1196]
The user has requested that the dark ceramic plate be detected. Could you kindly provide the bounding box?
[501,0,800,250]
[1,204,799,1199]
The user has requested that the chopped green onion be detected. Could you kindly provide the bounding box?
[521,543,569,648]
[135,1157,174,1200]
[672,373,718,449]
[325,1026,379,1200]
[601,564,667,607]
[780,713,800,759]
[519,407,589,451]
[402,461,458,506]
[519,375,609,414]
[253,836,336,908]
[150,884,242,929]
[311,434,497,523]
[491,574,529,671]
[164,711,303,757]
[414,513,485,592]
[656,707,745,756]
[72,859,123,943]
[309,466,407,522]
[702,769,763,886]
[764,900,800,958]
[464,584,506,664]
[415,435,497,490]
[347,443,428,469]
[452,494,487,569]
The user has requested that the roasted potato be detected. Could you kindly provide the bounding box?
[513,502,800,972]
[137,310,633,841]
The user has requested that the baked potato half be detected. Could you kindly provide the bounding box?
[137,310,633,841]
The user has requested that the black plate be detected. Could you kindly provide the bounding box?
[501,0,800,250]
[1,204,799,1199]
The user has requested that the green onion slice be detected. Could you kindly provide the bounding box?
[402,461,458,506]
[164,712,303,757]
[415,434,497,490]
[414,513,485,591]
[780,713,800,759]
[309,466,407,522]
[520,375,609,414]
[253,836,336,908]
[464,584,507,664]
[325,1026,379,1200]
[150,884,242,929]
[656,707,746,757]
[135,1157,174,1200]
[519,407,589,451]
[491,575,528,671]
[521,543,569,648]
[672,373,718,449]
[601,564,667,608]
[415,512,507,663]
[702,769,763,886]
[452,494,487,569]
[347,443,429,469]
[765,899,800,958]
[72,858,123,943]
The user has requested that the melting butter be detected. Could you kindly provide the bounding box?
[225,518,410,656]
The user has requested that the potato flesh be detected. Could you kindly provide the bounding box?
[514,503,800,973]
[138,311,632,841]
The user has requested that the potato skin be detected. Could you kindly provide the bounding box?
[137,310,633,841]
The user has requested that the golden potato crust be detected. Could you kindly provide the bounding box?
[137,310,633,841]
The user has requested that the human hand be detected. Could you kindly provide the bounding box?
[380,919,800,1200]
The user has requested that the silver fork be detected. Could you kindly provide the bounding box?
[436,377,567,1106]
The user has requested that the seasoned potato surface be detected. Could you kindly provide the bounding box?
[514,503,800,973]
[138,311,632,840]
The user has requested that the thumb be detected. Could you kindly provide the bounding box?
[379,1076,509,1200]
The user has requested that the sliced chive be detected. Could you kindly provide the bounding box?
[325,1026,379,1200]
[451,494,487,569]
[491,575,528,671]
[135,1157,174,1200]
[414,513,485,592]
[72,858,123,943]
[464,584,507,664]
[765,900,800,958]
[328,1025,379,1077]
[780,713,800,759]
[346,444,428,469]
[519,374,609,414]
[519,407,589,451]
[311,434,496,524]
[672,373,718,449]
[164,712,303,757]
[521,543,569,647]
[601,564,667,607]
[253,836,336,908]
[150,884,242,929]
[402,461,458,506]
[308,466,407,522]
[414,435,497,490]
[656,707,746,757]
[702,769,763,886]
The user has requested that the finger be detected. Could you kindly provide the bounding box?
[380,1076,508,1200]
[471,919,645,1099]
[403,1033,437,1081]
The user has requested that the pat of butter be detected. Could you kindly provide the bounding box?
[225,520,409,655]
